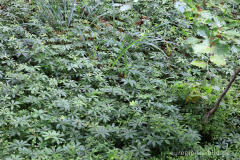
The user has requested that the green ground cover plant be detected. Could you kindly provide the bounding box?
[0,0,239,159]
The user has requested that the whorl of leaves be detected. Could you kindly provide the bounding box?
[0,0,239,159]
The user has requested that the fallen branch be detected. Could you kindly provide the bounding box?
[203,67,240,124]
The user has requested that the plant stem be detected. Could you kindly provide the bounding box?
[204,67,240,123]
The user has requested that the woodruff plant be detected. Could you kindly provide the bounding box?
[1,0,239,159]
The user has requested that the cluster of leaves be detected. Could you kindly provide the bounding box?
[177,0,240,68]
[0,0,239,159]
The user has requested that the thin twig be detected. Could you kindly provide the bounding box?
[203,67,240,124]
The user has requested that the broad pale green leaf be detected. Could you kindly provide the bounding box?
[191,60,207,68]
[223,30,240,37]
[192,40,212,54]
[213,42,230,55]
[210,55,226,66]
[185,37,201,45]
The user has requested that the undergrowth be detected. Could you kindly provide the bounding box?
[0,0,239,159]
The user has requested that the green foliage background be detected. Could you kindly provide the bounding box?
[0,0,239,159]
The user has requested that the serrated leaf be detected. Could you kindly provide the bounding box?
[191,60,207,68]
[210,55,226,66]
[192,40,212,54]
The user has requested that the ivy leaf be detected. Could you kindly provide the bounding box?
[191,60,207,68]
[210,55,226,66]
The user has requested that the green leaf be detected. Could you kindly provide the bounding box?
[210,55,226,66]
[119,4,132,12]
[231,45,240,54]
[232,38,240,45]
[197,27,209,38]
[192,40,212,54]
[191,60,207,68]
[200,11,212,20]
[184,37,201,45]
[223,30,240,37]
[213,16,226,27]
[213,42,230,56]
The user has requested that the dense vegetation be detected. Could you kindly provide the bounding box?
[0,0,239,159]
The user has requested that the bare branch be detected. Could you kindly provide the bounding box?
[203,67,240,123]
